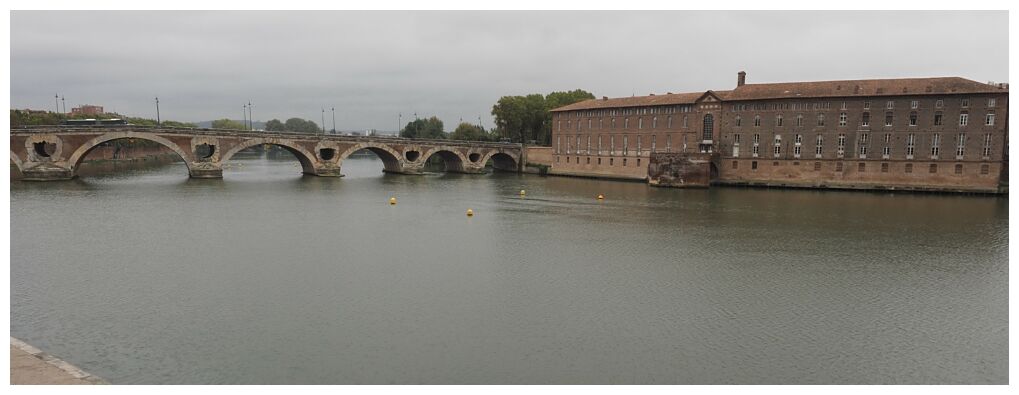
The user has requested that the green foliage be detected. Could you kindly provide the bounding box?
[211,119,247,130]
[283,118,322,133]
[265,119,285,132]
[491,89,593,145]
[400,116,446,139]
[10,109,194,128]
[449,122,491,141]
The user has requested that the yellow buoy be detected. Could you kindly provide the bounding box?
[519,189,526,196]
[389,197,397,205]
[597,194,605,200]
[466,208,474,217]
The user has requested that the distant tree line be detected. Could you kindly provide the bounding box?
[490,89,594,145]
[263,118,322,133]
[10,109,195,128]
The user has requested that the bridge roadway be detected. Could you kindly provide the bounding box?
[10,126,523,181]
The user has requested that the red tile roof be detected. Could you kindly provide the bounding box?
[551,77,1007,112]
[723,77,1007,101]
[551,91,707,112]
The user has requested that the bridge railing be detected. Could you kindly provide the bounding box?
[11,125,523,149]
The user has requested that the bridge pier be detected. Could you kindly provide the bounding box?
[20,164,74,181]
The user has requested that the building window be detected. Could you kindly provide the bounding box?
[911,100,919,109]
[653,117,659,129]
[651,135,656,153]
[863,101,871,110]
[981,164,990,174]
[859,133,868,156]
[862,112,870,127]
[754,115,761,127]
[956,133,966,158]
[934,112,943,126]
[732,161,738,169]
[929,164,938,173]
[983,133,992,157]
[624,118,630,129]
[597,158,601,165]
[859,162,866,172]
[836,162,843,172]
[817,114,825,126]
[599,119,603,129]
[936,99,944,108]
[815,134,823,156]
[751,161,758,170]
[639,118,644,129]
[776,115,783,127]
[986,111,995,126]
[796,114,803,127]
[881,163,889,173]
[906,133,915,157]
[683,115,688,128]
[623,158,627,166]
[886,101,894,109]
[794,145,801,157]
[931,133,941,158]
[839,112,847,127]
[959,112,969,126]
[905,163,913,173]
[954,164,963,174]
[623,136,629,155]
[885,112,894,126]
[703,114,714,141]
[837,133,846,156]
[988,98,997,107]
[961,99,969,108]
[814,162,821,171]
[666,135,672,152]
[840,101,847,110]
[667,116,672,129]
[556,136,561,154]
[734,115,741,127]
[611,118,616,129]
[909,111,917,126]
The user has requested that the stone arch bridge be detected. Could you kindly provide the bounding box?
[10,126,523,181]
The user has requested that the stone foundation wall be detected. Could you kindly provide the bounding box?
[648,152,713,188]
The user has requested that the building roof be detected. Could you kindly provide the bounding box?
[723,77,1007,101]
[550,91,708,112]
[551,76,1007,112]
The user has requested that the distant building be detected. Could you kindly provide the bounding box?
[70,105,104,116]
[550,71,1009,193]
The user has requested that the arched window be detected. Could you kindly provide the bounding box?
[703,114,714,141]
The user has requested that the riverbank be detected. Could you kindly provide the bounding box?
[10,337,106,385]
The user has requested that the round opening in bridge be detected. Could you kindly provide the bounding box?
[195,143,216,159]
[405,150,420,162]
[319,148,336,161]
[33,141,56,158]
[468,153,481,163]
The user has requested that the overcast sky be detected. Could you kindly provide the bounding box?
[10,11,1009,131]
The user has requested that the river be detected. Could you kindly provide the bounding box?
[9,153,1009,384]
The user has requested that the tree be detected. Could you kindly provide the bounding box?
[211,119,246,129]
[265,119,285,131]
[449,122,491,141]
[400,116,446,139]
[283,118,321,133]
[491,94,546,144]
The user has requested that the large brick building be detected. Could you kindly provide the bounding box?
[549,72,1009,193]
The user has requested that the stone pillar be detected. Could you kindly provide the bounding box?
[20,164,74,181]
[188,162,223,179]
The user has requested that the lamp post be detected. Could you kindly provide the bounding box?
[61,96,66,114]
[247,101,253,130]
[155,96,160,126]
[331,107,336,134]
[398,113,401,135]
[321,108,326,134]
[54,94,59,114]
[243,104,248,130]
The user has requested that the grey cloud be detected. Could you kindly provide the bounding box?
[11,10,1008,131]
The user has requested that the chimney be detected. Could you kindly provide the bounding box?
[602,96,608,101]
[737,71,747,87]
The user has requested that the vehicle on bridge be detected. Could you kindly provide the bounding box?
[61,118,129,127]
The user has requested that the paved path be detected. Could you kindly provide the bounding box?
[10,338,106,385]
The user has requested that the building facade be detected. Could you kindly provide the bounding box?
[70,104,104,116]
[550,72,1008,193]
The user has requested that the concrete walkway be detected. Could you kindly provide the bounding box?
[10,337,106,385]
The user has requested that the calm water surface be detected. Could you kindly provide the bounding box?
[10,154,1009,384]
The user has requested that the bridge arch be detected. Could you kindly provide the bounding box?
[420,148,468,173]
[67,132,192,177]
[480,151,519,172]
[338,143,403,173]
[220,138,318,175]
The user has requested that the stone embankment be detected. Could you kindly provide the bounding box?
[10,337,106,385]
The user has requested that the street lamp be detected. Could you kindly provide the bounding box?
[243,104,248,130]
[321,108,326,134]
[331,107,336,134]
[155,96,160,126]
[61,96,66,114]
[54,94,59,114]
[247,101,253,130]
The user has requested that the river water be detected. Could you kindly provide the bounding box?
[10,154,1009,384]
